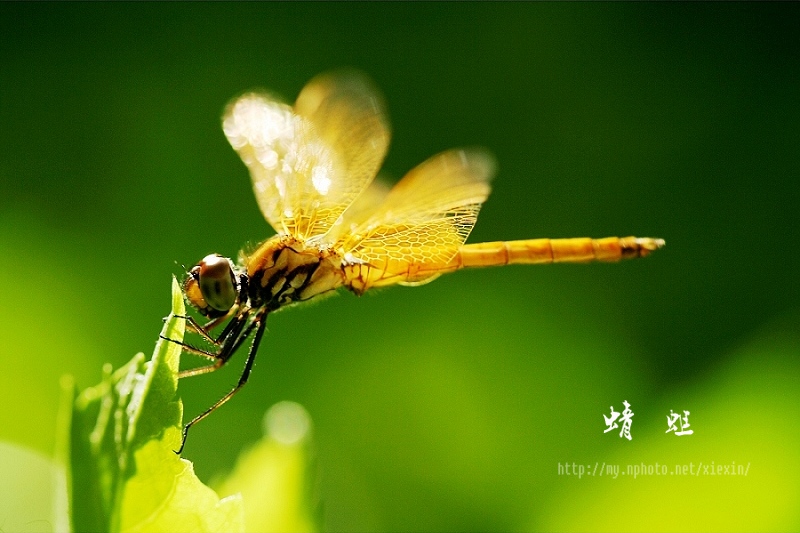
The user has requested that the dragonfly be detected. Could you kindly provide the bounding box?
[165,70,664,453]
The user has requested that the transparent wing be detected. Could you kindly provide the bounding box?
[338,148,495,284]
[222,71,390,240]
[324,175,392,244]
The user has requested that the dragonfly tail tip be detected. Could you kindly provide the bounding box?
[633,237,665,258]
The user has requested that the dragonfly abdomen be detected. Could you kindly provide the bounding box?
[450,236,665,269]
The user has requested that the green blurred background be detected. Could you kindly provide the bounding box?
[1,3,798,531]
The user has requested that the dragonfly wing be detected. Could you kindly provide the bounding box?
[295,70,392,241]
[222,71,390,240]
[325,176,392,244]
[339,148,495,287]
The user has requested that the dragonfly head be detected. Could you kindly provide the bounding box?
[183,254,244,317]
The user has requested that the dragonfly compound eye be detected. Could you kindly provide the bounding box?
[197,254,238,312]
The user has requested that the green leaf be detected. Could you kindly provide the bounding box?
[66,277,245,533]
[117,427,244,533]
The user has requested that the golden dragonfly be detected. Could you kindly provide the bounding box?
[166,70,664,453]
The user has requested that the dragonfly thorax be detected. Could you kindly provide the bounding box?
[243,235,346,311]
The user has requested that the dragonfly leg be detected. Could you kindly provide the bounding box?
[175,312,268,454]
[159,335,219,361]
[160,308,249,372]
[173,310,251,378]
[169,311,235,342]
